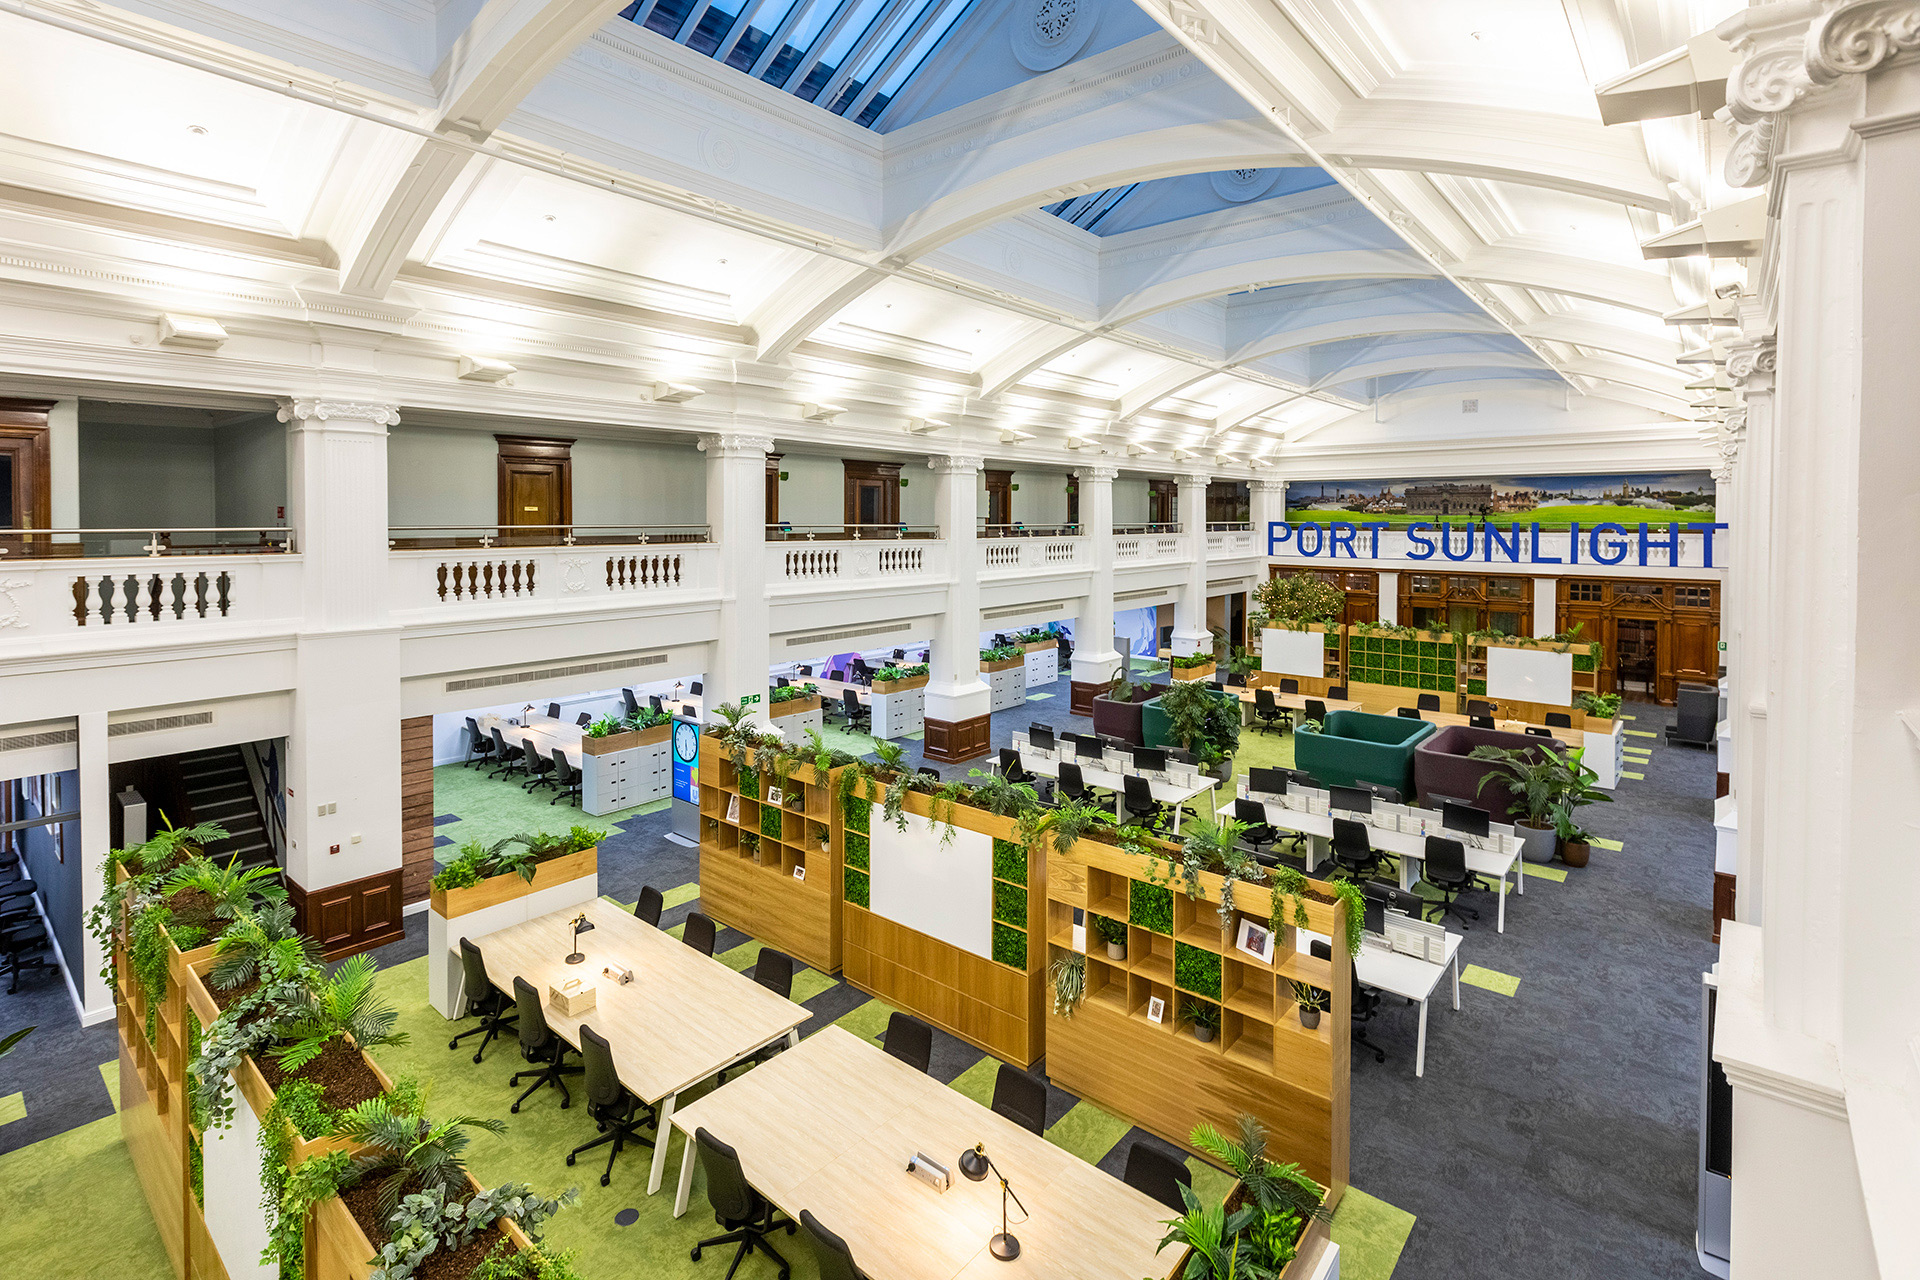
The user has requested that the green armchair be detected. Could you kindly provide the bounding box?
[1295,710,1436,796]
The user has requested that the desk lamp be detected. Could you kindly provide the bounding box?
[958,1143,1026,1261]
[565,914,595,965]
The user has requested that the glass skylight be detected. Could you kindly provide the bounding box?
[622,0,978,128]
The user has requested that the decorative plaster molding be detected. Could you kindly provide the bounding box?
[696,433,775,458]
[1726,338,1779,388]
[0,579,29,629]
[1072,464,1120,482]
[1720,0,1920,187]
[1250,477,1288,493]
[927,454,986,474]
[275,398,401,427]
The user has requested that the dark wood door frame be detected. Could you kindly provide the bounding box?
[842,460,901,528]
[983,469,1013,529]
[0,399,56,536]
[496,435,574,532]
[1148,479,1177,525]
[765,452,783,528]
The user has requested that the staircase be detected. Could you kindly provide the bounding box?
[178,747,279,873]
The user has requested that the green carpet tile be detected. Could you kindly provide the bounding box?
[1522,863,1568,883]
[0,1113,173,1276]
[1026,692,1054,701]
[662,882,702,909]
[945,1055,999,1108]
[1625,729,1657,739]
[431,763,666,861]
[1044,1099,1133,1165]
[832,996,898,1044]
[1329,1189,1417,1279]
[0,1091,23,1126]
[1621,771,1646,781]
[1460,964,1520,997]
[1591,837,1624,851]
[713,941,838,1004]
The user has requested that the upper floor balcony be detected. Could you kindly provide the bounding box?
[0,527,301,639]
[387,525,719,615]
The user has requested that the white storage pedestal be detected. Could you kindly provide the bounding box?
[583,739,670,815]
[1023,645,1058,687]
[428,865,600,1018]
[987,664,1026,713]
[1583,719,1625,790]
[872,686,925,738]
[773,706,823,746]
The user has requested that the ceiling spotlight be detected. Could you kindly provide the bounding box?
[650,382,704,404]
[188,124,209,136]
[157,314,228,351]
[801,402,846,422]
[999,428,1035,444]
[1171,449,1197,461]
[457,355,515,383]
[905,417,948,434]
[1126,443,1154,457]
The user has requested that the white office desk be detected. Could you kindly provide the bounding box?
[1222,793,1522,932]
[476,713,582,761]
[1014,744,1217,832]
[1308,927,1462,1079]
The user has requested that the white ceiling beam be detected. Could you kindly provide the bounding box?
[1226,312,1506,365]
[1517,316,1682,368]
[746,256,887,362]
[1102,248,1434,329]
[1452,247,1677,315]
[1310,351,1545,391]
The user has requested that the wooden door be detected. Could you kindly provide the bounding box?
[0,401,54,557]
[496,435,573,541]
[1066,477,1079,529]
[842,461,900,531]
[765,453,782,529]
[1615,617,1659,697]
[1148,479,1176,526]
[984,470,1013,529]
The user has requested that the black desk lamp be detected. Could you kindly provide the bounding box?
[566,914,595,965]
[959,1142,1026,1261]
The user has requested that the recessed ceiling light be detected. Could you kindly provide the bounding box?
[718,258,727,265]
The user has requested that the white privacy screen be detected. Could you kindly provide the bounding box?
[1486,647,1574,706]
[1262,628,1327,679]
[869,809,993,960]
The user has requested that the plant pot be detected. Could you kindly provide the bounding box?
[1298,1006,1321,1030]
[1561,839,1591,868]
[1516,821,1557,864]
[1106,941,1127,961]
[1191,1023,1216,1043]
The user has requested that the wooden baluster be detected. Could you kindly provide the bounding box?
[72,576,90,626]
[606,557,615,591]
[525,561,535,595]
[671,554,682,586]
[436,563,449,601]
[216,571,232,616]
[193,572,209,618]
[482,561,495,598]
[511,561,523,596]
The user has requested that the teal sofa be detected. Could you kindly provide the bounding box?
[1295,710,1436,797]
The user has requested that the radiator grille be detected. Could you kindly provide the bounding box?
[0,726,78,753]
[784,622,913,648]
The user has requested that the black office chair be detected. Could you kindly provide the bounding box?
[547,702,562,720]
[1121,775,1167,829]
[1304,699,1327,724]
[1,916,51,993]
[448,937,517,1062]
[1122,1143,1193,1212]
[841,689,871,733]
[1417,693,1440,712]
[508,976,580,1112]
[1224,670,1245,688]
[799,1210,870,1280]
[633,885,664,927]
[623,688,641,717]
[796,666,813,677]
[1252,687,1289,735]
[1467,700,1496,717]
[1525,725,1553,738]
[463,717,496,769]
[520,739,556,793]
[650,694,666,715]
[849,658,875,686]
[1277,677,1300,695]
[1325,685,1348,700]
[1330,817,1387,879]
[1398,707,1421,718]
[1056,762,1106,813]
[751,948,795,999]
[487,727,524,779]
[892,649,906,660]
[577,712,593,728]
[683,911,717,957]
[1423,836,1483,929]
[881,1012,933,1073]
[776,676,790,689]
[1546,711,1575,729]
[691,1127,794,1279]
[691,681,704,696]
[1232,798,1278,855]
[999,749,1053,803]
[915,766,941,782]
[990,1064,1047,1136]
[1470,715,1496,730]
[549,751,582,806]
[1312,940,1387,1064]
[567,1023,656,1186]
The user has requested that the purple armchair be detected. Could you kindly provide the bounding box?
[1413,725,1564,819]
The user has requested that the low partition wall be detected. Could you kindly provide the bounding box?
[1044,841,1351,1203]
[427,848,599,1018]
[697,755,842,975]
[839,782,1044,1068]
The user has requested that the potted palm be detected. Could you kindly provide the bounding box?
[1550,746,1611,867]
[1184,998,1220,1044]
[1465,745,1562,864]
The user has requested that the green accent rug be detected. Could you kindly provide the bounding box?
[1044,1100,1132,1165]
[1330,1188,1417,1278]
[0,1114,172,1277]
[1461,964,1520,997]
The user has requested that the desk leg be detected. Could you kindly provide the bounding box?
[786,1028,800,1049]
[1497,875,1508,933]
[1450,956,1460,1010]
[1515,861,1525,896]
[648,1092,678,1195]
[672,1123,697,1218]
[1415,998,1429,1078]
[1399,857,1416,892]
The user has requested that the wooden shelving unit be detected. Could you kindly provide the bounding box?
[1046,844,1351,1203]
[697,751,843,975]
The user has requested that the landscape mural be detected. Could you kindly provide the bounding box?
[1282,471,1716,529]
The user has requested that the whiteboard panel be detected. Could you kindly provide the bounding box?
[1486,647,1574,706]
[1262,629,1326,679]
[870,810,992,960]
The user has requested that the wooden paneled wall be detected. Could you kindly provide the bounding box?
[400,715,435,905]
[287,868,405,960]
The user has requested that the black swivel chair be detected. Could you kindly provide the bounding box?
[691,1127,794,1279]
[1466,700,1496,717]
[1423,836,1483,929]
[633,885,664,927]
[549,751,582,806]
[567,1024,656,1186]
[487,727,524,779]
[1122,1143,1193,1212]
[1525,726,1553,738]
[841,689,871,733]
[1232,798,1279,857]
[520,739,555,793]
[1278,677,1300,694]
[1121,775,1167,829]
[999,749,1053,803]
[1252,688,1289,735]
[1056,762,1106,813]
[1361,782,1403,804]
[650,695,666,715]
[508,976,580,1112]
[799,1210,870,1280]
[1470,715,1496,730]
[463,717,496,769]
[990,1064,1048,1136]
[1312,939,1387,1064]
[1330,817,1387,879]
[546,702,562,720]
[1547,711,1576,730]
[882,1012,933,1073]
[775,676,790,689]
[1417,693,1441,712]
[448,937,517,1062]
[690,681,704,696]
[682,911,717,957]
[0,915,51,993]
[623,688,641,717]
[1304,699,1328,725]
[577,712,593,728]
[1325,685,1348,700]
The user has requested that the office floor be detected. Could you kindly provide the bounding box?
[0,674,1716,1280]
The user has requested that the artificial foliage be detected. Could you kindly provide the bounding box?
[992,880,1027,928]
[1130,881,1174,935]
[431,828,603,892]
[843,868,870,909]
[1251,573,1345,631]
[1174,942,1222,1000]
[990,837,1027,885]
[1049,952,1086,1018]
[990,922,1026,970]
[759,803,784,841]
[843,832,870,872]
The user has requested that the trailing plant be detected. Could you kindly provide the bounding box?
[1268,865,1311,931]
[265,1145,354,1280]
[191,971,312,1129]
[340,1092,509,1217]
[1325,876,1365,958]
[86,816,233,995]
[1178,815,1263,927]
[990,922,1026,969]
[271,954,409,1072]
[1174,943,1221,1000]
[369,1182,578,1280]
[1250,573,1344,631]
[1181,997,1220,1031]
[1092,915,1127,947]
[210,900,319,992]
[1130,882,1173,935]
[1049,952,1086,1018]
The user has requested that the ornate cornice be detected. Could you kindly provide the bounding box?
[275,398,401,428]
[926,454,985,475]
[1726,337,1779,389]
[696,432,775,458]
[1250,477,1288,493]
[1721,0,1920,187]
[1712,413,1747,482]
[1072,464,1120,483]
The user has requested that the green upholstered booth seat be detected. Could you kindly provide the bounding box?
[1294,709,1436,796]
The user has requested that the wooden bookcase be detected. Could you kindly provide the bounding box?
[1045,841,1351,1204]
[697,752,843,975]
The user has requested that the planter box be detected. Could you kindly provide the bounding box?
[1168,662,1216,682]
[1164,1184,1332,1279]
[307,1170,537,1280]
[768,695,822,718]
[1090,685,1160,746]
[1020,639,1056,653]
[870,673,929,694]
[980,655,1025,673]
[427,849,599,1018]
[580,721,669,755]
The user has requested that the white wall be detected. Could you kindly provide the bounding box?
[388,425,495,527]
[214,415,287,527]
[775,454,935,528]
[79,421,217,527]
[1008,469,1070,525]
[387,427,707,529]
[1113,477,1150,524]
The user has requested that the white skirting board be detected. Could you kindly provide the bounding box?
[427,872,599,1019]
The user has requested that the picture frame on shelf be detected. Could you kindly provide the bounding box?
[725,794,740,823]
[766,786,784,805]
[792,863,806,882]
[1146,995,1166,1024]
[1235,916,1275,965]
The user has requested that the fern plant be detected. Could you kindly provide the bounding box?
[1191,1115,1330,1224]
[271,954,409,1071]
[964,768,1042,820]
[209,901,319,992]
[339,1092,508,1217]
[163,854,286,922]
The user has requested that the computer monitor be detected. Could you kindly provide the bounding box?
[1066,732,1103,754]
[1133,746,1167,773]
[1366,879,1422,918]
[1284,769,1321,792]
[1363,899,1386,936]
[1028,725,1055,752]
[1442,801,1491,839]
[1328,785,1373,815]
[1248,766,1287,796]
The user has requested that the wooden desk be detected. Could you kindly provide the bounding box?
[669,1027,1175,1280]
[1228,688,1362,716]
[476,713,583,761]
[475,897,807,1195]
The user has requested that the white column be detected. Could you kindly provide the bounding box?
[1250,477,1287,560]
[1170,471,1211,655]
[1376,572,1399,625]
[278,398,403,905]
[699,432,774,729]
[76,709,112,1023]
[1531,579,1559,636]
[1724,329,1774,927]
[925,454,991,759]
[48,398,78,528]
[1071,465,1121,694]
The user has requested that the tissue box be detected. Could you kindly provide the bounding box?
[548,979,597,1016]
